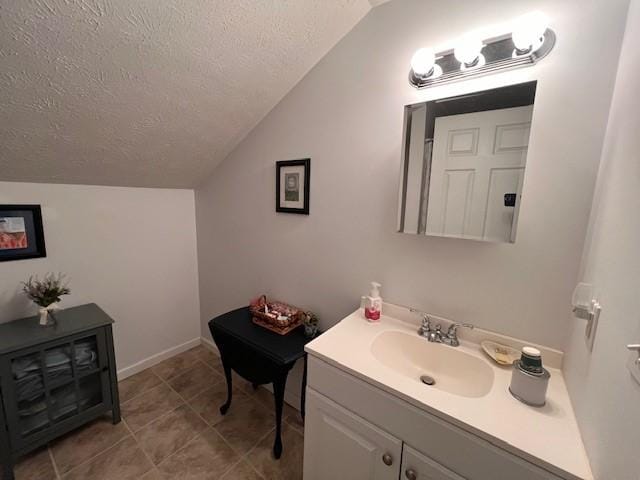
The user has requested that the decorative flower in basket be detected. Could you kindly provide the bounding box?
[249,295,304,335]
[22,273,70,326]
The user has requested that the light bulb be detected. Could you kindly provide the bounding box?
[454,35,483,67]
[512,11,549,53]
[411,48,436,76]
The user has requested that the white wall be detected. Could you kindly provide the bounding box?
[0,182,201,376]
[195,0,629,350]
[563,1,640,478]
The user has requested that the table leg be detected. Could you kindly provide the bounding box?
[111,408,121,425]
[301,355,308,420]
[272,372,289,459]
[0,436,13,480]
[0,444,13,480]
[2,463,14,480]
[220,361,233,415]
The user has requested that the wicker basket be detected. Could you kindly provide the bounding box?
[249,295,304,335]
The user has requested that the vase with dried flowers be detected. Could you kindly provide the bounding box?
[22,273,71,326]
[303,311,319,338]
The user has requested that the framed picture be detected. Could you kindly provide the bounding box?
[276,158,310,214]
[0,205,47,262]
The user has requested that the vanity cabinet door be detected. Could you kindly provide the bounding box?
[304,388,402,480]
[401,445,466,480]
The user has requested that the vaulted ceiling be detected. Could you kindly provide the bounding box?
[0,0,378,188]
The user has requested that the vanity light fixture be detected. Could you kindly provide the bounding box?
[511,11,549,55]
[453,34,484,69]
[410,48,442,84]
[408,11,555,89]
[411,48,437,77]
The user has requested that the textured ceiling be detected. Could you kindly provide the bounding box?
[0,0,371,188]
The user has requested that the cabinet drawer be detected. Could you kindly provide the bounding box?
[402,445,466,480]
[304,389,402,480]
[308,356,565,480]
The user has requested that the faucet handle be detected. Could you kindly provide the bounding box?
[447,323,474,336]
[410,309,431,325]
[411,309,432,334]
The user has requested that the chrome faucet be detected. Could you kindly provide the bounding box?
[411,309,474,347]
[442,323,474,347]
[412,309,433,338]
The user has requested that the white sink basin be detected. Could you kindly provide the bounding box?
[371,330,495,398]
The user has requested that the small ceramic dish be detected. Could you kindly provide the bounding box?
[481,340,520,366]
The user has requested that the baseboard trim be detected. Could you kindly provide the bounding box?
[200,336,220,355]
[117,337,202,380]
[199,336,302,411]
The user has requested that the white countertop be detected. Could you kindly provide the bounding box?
[305,306,593,480]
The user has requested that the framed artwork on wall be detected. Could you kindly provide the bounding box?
[276,158,310,215]
[0,205,47,262]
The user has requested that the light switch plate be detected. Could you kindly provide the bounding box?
[627,352,640,385]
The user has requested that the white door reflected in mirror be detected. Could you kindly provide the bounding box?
[397,81,536,243]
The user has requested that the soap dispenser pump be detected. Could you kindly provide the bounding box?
[364,282,382,322]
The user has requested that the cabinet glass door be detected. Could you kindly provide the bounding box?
[6,329,111,448]
[11,351,49,438]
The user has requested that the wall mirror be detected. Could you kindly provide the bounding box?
[397,81,537,243]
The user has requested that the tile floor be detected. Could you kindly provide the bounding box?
[8,345,305,480]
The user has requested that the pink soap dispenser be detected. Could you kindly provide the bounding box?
[364,282,382,322]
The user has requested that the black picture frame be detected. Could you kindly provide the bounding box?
[0,205,47,262]
[276,159,310,215]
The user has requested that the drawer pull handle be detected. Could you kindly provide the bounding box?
[382,453,393,466]
[405,469,417,480]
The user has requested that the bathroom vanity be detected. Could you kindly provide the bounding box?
[303,304,592,480]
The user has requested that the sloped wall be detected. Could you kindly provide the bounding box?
[195,0,628,351]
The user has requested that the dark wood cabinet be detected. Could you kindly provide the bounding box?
[0,304,120,480]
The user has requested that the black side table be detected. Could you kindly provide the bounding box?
[208,307,315,459]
